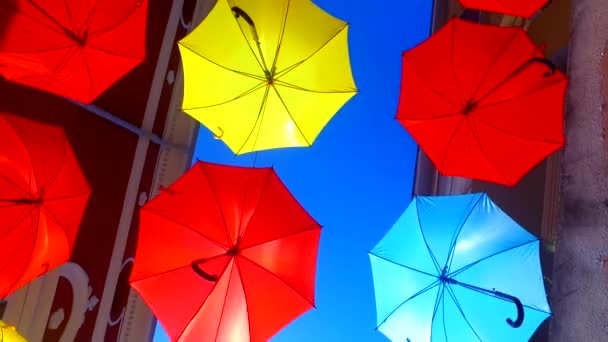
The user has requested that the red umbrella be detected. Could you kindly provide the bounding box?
[130,161,321,342]
[397,18,567,186]
[0,113,90,298]
[0,0,147,104]
[458,0,550,18]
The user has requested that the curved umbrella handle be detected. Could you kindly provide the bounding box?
[191,259,219,282]
[231,6,270,75]
[527,57,556,77]
[495,290,524,328]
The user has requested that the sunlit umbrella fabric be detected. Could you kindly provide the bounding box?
[130,161,321,341]
[178,0,357,154]
[369,193,550,342]
[0,113,91,298]
[459,0,549,18]
[0,0,148,103]
[397,18,567,186]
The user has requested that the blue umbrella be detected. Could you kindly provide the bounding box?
[369,193,550,341]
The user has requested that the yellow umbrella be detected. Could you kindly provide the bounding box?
[0,321,26,342]
[178,0,358,154]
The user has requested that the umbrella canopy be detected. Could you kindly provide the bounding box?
[0,113,90,298]
[130,161,321,341]
[0,321,26,342]
[0,0,147,104]
[369,193,550,342]
[397,18,567,186]
[178,0,357,154]
[458,0,549,18]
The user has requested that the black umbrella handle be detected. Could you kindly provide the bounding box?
[191,258,219,282]
[520,57,555,77]
[231,6,270,75]
[450,278,525,328]
[495,290,525,328]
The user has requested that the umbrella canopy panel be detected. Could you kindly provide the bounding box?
[458,0,550,18]
[131,161,321,342]
[0,113,90,299]
[0,0,148,104]
[397,18,567,186]
[178,0,357,154]
[369,193,550,342]
[0,320,27,342]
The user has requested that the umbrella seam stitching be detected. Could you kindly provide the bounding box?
[470,112,564,145]
[237,168,273,241]
[415,198,443,273]
[274,24,348,80]
[239,254,315,307]
[139,207,228,251]
[469,28,522,102]
[467,118,512,184]
[445,194,484,272]
[235,85,270,154]
[199,163,234,247]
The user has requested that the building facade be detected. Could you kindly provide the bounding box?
[0,0,206,341]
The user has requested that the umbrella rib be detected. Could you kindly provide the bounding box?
[84,1,142,38]
[0,174,30,200]
[199,163,234,247]
[463,120,486,182]
[9,1,72,37]
[182,82,267,111]
[177,43,266,82]
[140,207,228,251]
[237,168,273,240]
[84,44,145,61]
[240,225,321,252]
[444,284,484,341]
[450,20,466,106]
[453,281,552,315]
[398,110,463,122]
[415,198,443,274]
[78,46,94,102]
[173,261,232,342]
[4,209,40,298]
[445,193,484,273]
[239,254,315,307]
[449,239,538,279]
[274,24,347,79]
[130,252,229,283]
[62,0,79,34]
[474,77,566,114]
[467,118,512,184]
[234,257,255,341]
[212,264,234,341]
[376,280,440,330]
[401,55,462,110]
[440,115,465,177]
[442,289,449,342]
[0,206,36,281]
[272,85,312,146]
[39,204,72,249]
[0,204,33,241]
[42,190,91,203]
[272,79,357,94]
[470,112,564,145]
[368,252,439,279]
[269,0,291,74]
[430,284,446,337]
[229,5,268,74]
[469,29,521,102]
[235,85,271,154]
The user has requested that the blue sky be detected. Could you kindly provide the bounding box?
[154,0,432,340]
